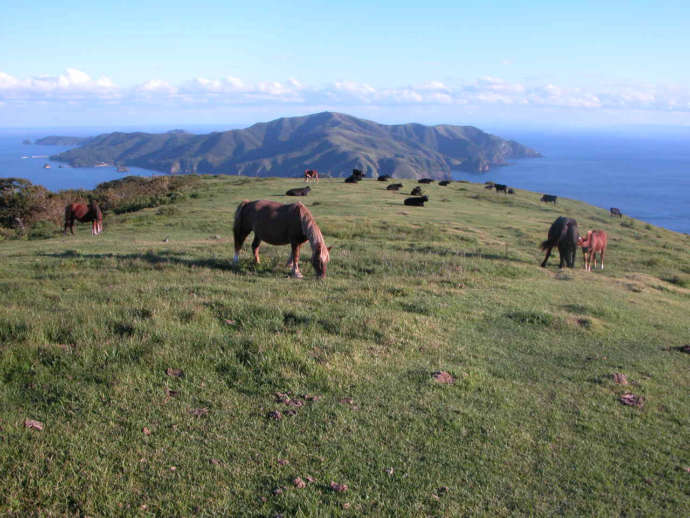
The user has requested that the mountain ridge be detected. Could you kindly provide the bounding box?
[49,112,540,178]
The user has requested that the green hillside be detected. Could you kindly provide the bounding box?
[0,176,688,516]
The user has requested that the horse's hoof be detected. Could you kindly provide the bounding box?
[292,272,304,279]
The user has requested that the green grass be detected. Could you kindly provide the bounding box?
[1,177,688,516]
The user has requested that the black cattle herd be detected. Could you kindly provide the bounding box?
[278,169,626,269]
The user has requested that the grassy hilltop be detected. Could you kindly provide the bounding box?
[0,176,688,516]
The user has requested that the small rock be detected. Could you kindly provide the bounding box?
[277,459,289,466]
[23,419,44,431]
[612,373,628,385]
[224,319,236,326]
[330,481,348,493]
[305,475,316,483]
[166,367,184,378]
[209,458,220,465]
[163,237,169,243]
[293,477,306,488]
[272,487,284,496]
[304,394,321,401]
[432,371,455,384]
[142,426,151,436]
[169,466,177,472]
[189,407,209,417]
[620,393,645,408]
[385,467,394,476]
[268,410,283,420]
[342,503,351,509]
[340,397,354,405]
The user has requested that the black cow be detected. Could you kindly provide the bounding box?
[378,175,391,182]
[540,216,579,268]
[610,207,622,218]
[411,186,423,196]
[541,194,558,205]
[485,184,495,190]
[345,169,365,183]
[418,178,434,184]
[387,183,403,191]
[404,195,429,206]
[494,183,507,194]
[507,188,515,194]
[286,186,311,196]
[439,180,451,186]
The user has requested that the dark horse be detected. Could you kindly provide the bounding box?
[233,200,331,278]
[540,216,578,268]
[64,200,103,235]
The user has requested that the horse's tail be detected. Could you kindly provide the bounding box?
[540,217,569,250]
[233,200,249,233]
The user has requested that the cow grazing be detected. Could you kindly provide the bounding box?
[404,195,429,206]
[540,216,579,268]
[485,184,495,190]
[378,175,391,181]
[610,207,622,218]
[541,194,558,205]
[286,186,311,196]
[387,183,403,191]
[411,186,423,196]
[439,180,451,186]
[577,230,608,271]
[418,178,434,184]
[494,183,508,194]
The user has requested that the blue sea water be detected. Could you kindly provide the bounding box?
[0,127,688,234]
[452,129,690,234]
[0,133,158,191]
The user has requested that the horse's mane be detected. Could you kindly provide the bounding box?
[297,203,329,262]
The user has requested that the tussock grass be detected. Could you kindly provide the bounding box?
[0,177,688,516]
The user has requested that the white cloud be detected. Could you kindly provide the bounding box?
[1,68,690,115]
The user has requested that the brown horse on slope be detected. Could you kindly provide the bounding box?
[64,200,103,235]
[233,200,330,278]
[577,230,608,271]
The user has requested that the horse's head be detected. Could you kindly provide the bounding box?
[311,244,331,279]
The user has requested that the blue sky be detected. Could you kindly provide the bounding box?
[1,0,689,128]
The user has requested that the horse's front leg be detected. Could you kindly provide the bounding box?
[251,236,262,264]
[290,242,303,278]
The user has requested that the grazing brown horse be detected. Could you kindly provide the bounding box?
[304,169,319,183]
[577,230,608,271]
[64,200,103,235]
[233,200,331,278]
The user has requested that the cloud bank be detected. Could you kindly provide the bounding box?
[1,69,689,114]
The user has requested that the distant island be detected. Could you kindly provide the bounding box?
[35,136,92,146]
[45,112,540,178]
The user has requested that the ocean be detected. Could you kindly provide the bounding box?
[452,129,690,234]
[1,127,688,234]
